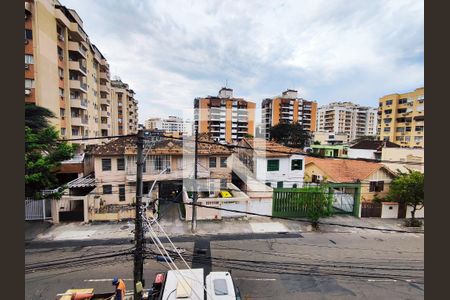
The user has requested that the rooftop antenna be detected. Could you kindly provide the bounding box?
[225,79,228,88]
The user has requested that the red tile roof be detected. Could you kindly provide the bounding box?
[305,157,393,183]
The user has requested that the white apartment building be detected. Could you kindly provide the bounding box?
[145,116,192,136]
[316,102,377,142]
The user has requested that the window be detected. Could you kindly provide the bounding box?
[57,46,63,58]
[209,157,217,168]
[383,127,390,132]
[220,179,227,189]
[405,136,411,142]
[103,185,112,194]
[293,184,298,188]
[396,127,405,132]
[25,79,34,89]
[405,127,412,132]
[25,54,34,64]
[415,126,424,132]
[384,109,392,114]
[385,100,393,105]
[60,128,66,136]
[398,98,408,104]
[397,108,407,113]
[396,136,404,141]
[25,29,32,40]
[383,118,392,123]
[415,136,423,142]
[60,108,65,118]
[59,88,64,97]
[58,68,64,78]
[277,181,283,188]
[267,160,279,171]
[265,182,272,187]
[291,159,303,170]
[369,181,384,192]
[102,158,111,171]
[383,136,390,141]
[220,157,227,168]
[213,279,228,296]
[119,184,125,201]
[117,157,125,171]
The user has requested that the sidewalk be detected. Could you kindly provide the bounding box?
[26,215,423,244]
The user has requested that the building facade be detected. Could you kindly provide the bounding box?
[261,89,317,139]
[145,116,192,137]
[194,88,256,143]
[236,138,305,188]
[24,0,137,146]
[316,102,377,142]
[312,132,350,145]
[377,87,425,148]
[110,79,138,136]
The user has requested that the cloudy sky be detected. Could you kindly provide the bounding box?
[63,0,424,124]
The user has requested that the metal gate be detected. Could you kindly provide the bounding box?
[272,188,332,218]
[25,198,52,221]
[361,202,382,217]
[332,190,355,214]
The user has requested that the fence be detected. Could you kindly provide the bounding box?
[272,188,334,218]
[25,198,52,221]
[361,202,382,218]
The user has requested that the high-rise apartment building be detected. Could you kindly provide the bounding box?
[194,88,256,143]
[145,116,192,136]
[377,87,424,148]
[316,102,377,142]
[24,0,138,145]
[110,79,138,135]
[261,89,317,139]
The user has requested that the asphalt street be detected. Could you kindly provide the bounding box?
[25,231,424,300]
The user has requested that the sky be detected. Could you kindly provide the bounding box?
[63,0,424,124]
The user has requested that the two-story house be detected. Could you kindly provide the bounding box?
[235,138,305,188]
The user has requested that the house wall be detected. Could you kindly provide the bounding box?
[304,163,328,183]
[347,149,376,159]
[255,154,305,188]
[381,148,424,173]
[360,168,394,202]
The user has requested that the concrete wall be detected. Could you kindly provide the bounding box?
[381,202,399,218]
[255,154,305,188]
[381,148,424,173]
[347,149,376,159]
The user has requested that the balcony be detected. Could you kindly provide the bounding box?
[100,98,110,106]
[101,110,110,117]
[100,85,110,94]
[69,22,87,41]
[69,80,87,93]
[71,116,88,126]
[70,98,88,109]
[100,71,109,80]
[69,60,87,75]
[101,123,110,130]
[68,41,87,58]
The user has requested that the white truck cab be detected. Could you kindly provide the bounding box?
[206,271,241,300]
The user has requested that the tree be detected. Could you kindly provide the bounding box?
[304,186,333,230]
[25,104,75,199]
[387,170,424,227]
[269,122,311,148]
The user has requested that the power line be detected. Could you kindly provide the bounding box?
[57,133,137,142]
[144,135,425,166]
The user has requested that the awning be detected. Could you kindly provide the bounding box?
[67,174,96,188]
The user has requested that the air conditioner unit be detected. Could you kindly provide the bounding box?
[25,64,29,70]
[25,89,31,95]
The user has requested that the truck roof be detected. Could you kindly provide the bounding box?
[162,268,205,300]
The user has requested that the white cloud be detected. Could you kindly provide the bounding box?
[62,0,423,123]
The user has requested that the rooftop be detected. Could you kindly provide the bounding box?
[350,140,400,150]
[305,157,394,183]
[241,138,304,157]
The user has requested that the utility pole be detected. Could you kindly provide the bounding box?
[191,127,199,233]
[134,129,145,299]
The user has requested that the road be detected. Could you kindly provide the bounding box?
[25,231,424,299]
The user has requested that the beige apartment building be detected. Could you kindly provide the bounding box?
[110,79,139,136]
[316,102,378,142]
[377,87,425,148]
[194,88,256,143]
[24,0,137,147]
[261,89,318,139]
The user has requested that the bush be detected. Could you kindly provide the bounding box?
[405,218,422,227]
